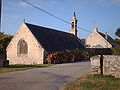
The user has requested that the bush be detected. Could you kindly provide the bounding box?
[114,38,120,45]
[44,49,89,64]
[71,49,89,61]
[0,34,13,54]
[112,46,120,55]
[44,51,73,64]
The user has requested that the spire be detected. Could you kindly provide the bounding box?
[72,12,76,19]
[73,12,76,18]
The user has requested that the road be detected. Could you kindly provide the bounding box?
[0,60,90,90]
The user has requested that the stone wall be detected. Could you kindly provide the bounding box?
[85,28,112,48]
[90,55,120,78]
[6,23,45,65]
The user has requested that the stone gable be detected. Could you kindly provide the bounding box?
[85,28,112,48]
[7,23,45,65]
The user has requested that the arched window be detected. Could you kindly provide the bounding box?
[17,39,28,55]
[71,22,74,29]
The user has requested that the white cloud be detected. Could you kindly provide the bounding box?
[11,15,20,20]
[111,0,120,6]
[17,0,43,8]
[7,0,120,10]
[74,0,120,6]
[16,1,29,7]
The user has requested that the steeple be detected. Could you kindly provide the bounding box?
[70,12,78,37]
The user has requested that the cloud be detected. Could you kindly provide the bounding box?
[73,0,120,6]
[11,15,21,20]
[17,0,43,8]
[111,0,120,6]
[16,1,29,7]
[6,0,120,10]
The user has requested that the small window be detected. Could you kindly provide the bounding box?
[17,39,28,55]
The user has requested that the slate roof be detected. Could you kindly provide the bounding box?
[98,31,118,47]
[25,23,85,52]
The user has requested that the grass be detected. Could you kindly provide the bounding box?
[0,64,54,73]
[64,74,120,90]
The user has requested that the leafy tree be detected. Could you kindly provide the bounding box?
[114,38,120,45]
[0,34,13,54]
[115,28,120,37]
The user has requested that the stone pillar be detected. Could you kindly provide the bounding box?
[91,55,120,78]
[90,55,101,74]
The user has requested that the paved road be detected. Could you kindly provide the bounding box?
[0,61,90,90]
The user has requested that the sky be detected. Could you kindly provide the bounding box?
[1,0,120,39]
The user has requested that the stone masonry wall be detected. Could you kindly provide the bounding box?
[85,29,112,48]
[91,55,120,78]
[6,23,45,65]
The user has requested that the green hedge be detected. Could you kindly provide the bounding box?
[44,49,89,64]
[112,46,120,55]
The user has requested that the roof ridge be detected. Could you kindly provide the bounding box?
[25,22,71,35]
[24,22,85,51]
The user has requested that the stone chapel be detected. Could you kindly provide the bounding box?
[6,12,85,65]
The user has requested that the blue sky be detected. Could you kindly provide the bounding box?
[1,0,120,38]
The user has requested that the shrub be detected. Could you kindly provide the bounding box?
[44,51,73,64]
[0,34,13,54]
[44,49,89,64]
[112,46,120,55]
[114,38,120,45]
[71,49,89,61]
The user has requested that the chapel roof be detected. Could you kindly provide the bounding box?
[98,31,118,47]
[25,23,85,52]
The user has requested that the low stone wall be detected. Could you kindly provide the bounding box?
[0,60,9,67]
[90,55,120,78]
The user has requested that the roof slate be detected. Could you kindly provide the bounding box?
[98,31,118,46]
[25,23,85,52]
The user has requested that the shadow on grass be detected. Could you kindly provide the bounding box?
[64,74,120,90]
[8,64,54,68]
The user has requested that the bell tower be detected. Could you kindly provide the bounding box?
[70,12,78,37]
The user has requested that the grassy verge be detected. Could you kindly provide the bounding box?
[64,74,120,90]
[0,64,54,74]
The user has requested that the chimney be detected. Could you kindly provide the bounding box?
[93,27,98,32]
[105,32,108,40]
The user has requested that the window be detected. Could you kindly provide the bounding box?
[71,22,74,29]
[17,39,28,55]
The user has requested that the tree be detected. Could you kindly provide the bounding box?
[114,38,120,45]
[0,34,13,54]
[115,28,120,37]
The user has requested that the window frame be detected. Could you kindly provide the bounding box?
[17,39,28,56]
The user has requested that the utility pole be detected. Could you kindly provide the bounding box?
[0,0,2,33]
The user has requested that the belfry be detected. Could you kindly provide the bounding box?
[70,12,78,37]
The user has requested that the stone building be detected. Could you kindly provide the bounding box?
[6,13,85,65]
[85,28,118,48]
